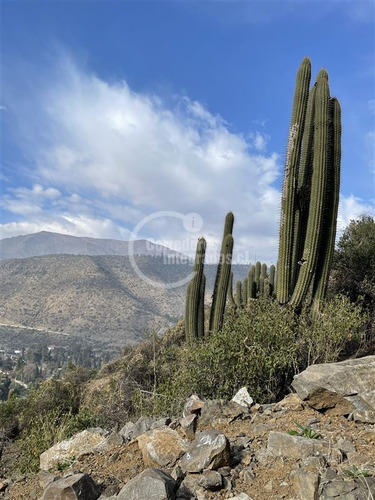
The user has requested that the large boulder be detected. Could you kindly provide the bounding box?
[41,473,100,500]
[180,430,230,473]
[136,427,188,467]
[40,428,112,471]
[292,356,375,412]
[117,468,177,500]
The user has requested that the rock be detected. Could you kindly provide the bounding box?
[119,416,156,442]
[180,414,197,440]
[137,427,188,467]
[40,429,109,471]
[183,395,205,418]
[38,471,58,490]
[232,387,254,408]
[180,430,230,473]
[151,417,172,429]
[319,478,375,499]
[94,432,123,453]
[292,356,375,411]
[300,387,355,415]
[350,410,375,423]
[117,468,177,500]
[41,473,100,500]
[0,481,8,492]
[267,431,329,459]
[99,484,120,497]
[176,474,200,499]
[230,495,253,500]
[198,470,222,490]
[290,468,319,500]
[273,393,305,412]
[240,466,256,483]
[336,438,356,454]
[199,400,248,427]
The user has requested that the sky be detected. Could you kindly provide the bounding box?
[1,0,374,264]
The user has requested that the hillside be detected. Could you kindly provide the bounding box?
[0,231,185,260]
[0,255,250,353]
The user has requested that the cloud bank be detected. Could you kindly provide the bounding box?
[1,56,373,263]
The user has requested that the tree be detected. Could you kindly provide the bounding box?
[331,215,375,305]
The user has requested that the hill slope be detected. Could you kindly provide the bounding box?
[0,231,185,260]
[0,255,249,351]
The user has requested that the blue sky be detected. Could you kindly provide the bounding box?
[1,0,374,263]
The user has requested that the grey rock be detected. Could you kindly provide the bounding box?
[183,395,205,418]
[40,429,110,471]
[180,414,197,441]
[117,468,177,500]
[351,410,375,423]
[180,430,230,473]
[176,474,200,499]
[230,495,253,500]
[41,473,100,500]
[199,400,247,427]
[119,416,156,442]
[292,356,375,411]
[318,478,375,499]
[198,470,222,490]
[290,468,319,500]
[267,431,329,459]
[136,427,188,467]
[38,471,57,490]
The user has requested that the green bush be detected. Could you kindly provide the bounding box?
[16,408,96,474]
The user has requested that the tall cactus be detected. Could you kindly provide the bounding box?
[235,280,243,308]
[277,58,312,304]
[243,277,249,305]
[209,212,234,331]
[312,97,341,312]
[289,70,330,309]
[185,238,207,342]
[228,271,237,308]
[211,235,234,332]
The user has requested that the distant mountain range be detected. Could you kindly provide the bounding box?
[0,231,185,260]
[0,232,250,353]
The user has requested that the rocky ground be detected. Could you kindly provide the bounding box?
[1,356,374,500]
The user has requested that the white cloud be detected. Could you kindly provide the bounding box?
[3,56,282,262]
[337,194,375,237]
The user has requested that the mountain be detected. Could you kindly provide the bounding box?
[0,231,185,260]
[0,254,249,354]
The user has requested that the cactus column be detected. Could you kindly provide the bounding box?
[277,58,311,304]
[185,238,207,342]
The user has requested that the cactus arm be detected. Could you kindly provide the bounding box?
[277,57,312,304]
[211,234,234,332]
[289,69,330,310]
[209,212,234,331]
[312,97,341,312]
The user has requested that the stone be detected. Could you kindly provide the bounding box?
[292,356,375,411]
[232,387,254,408]
[183,395,205,418]
[176,474,201,499]
[230,495,253,500]
[180,414,197,440]
[117,468,177,500]
[198,470,222,490]
[137,427,188,467]
[94,432,123,453]
[180,430,230,473]
[240,466,256,483]
[119,416,156,442]
[290,468,319,500]
[41,473,100,500]
[351,410,375,423]
[301,387,355,415]
[198,400,247,427]
[40,429,109,471]
[336,438,356,454]
[273,393,305,412]
[99,484,120,497]
[267,431,329,459]
[38,471,58,490]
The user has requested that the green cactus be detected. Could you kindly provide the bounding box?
[209,212,234,331]
[255,261,261,293]
[235,280,243,308]
[228,271,237,308]
[243,277,249,305]
[248,267,255,299]
[185,238,207,342]
[211,234,234,332]
[289,69,330,310]
[277,58,312,304]
[312,97,341,312]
